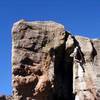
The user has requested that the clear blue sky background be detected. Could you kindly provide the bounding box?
[0,0,100,96]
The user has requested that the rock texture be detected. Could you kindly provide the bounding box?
[12,20,100,100]
[73,36,97,100]
[92,39,100,98]
[12,20,66,100]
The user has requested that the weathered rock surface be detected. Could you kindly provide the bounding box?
[12,20,66,100]
[73,36,97,100]
[92,39,100,98]
[12,20,100,100]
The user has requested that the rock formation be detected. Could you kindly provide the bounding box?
[12,20,100,100]
[92,39,100,98]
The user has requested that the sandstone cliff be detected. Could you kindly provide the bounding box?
[11,20,100,100]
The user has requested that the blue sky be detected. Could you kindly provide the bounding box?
[0,0,100,95]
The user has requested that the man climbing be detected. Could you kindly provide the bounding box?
[70,46,85,78]
[71,46,97,100]
[70,46,86,98]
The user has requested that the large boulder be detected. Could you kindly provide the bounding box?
[12,20,66,100]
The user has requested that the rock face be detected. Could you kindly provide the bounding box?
[73,36,97,100]
[12,20,66,100]
[92,39,100,98]
[12,20,100,100]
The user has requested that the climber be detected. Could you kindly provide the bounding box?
[70,46,85,73]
